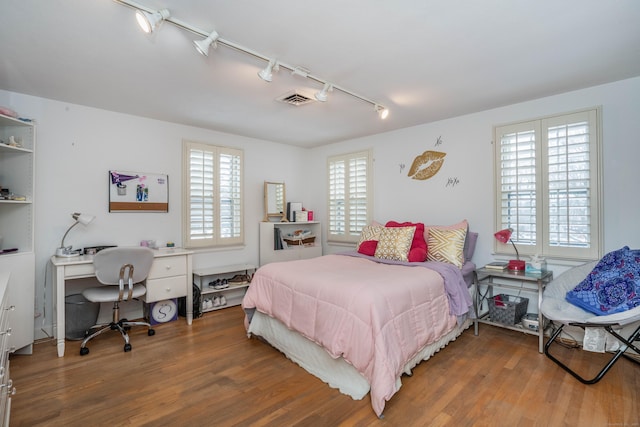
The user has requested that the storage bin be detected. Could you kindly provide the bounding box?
[283,236,316,246]
[65,294,100,340]
[488,294,528,325]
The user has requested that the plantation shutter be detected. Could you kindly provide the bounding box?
[496,121,539,249]
[328,150,372,243]
[218,149,243,241]
[183,141,243,248]
[349,155,369,235]
[543,110,599,258]
[494,108,601,260]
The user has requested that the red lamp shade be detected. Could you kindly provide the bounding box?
[494,228,526,271]
[494,228,512,244]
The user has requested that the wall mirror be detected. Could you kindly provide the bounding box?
[263,181,287,222]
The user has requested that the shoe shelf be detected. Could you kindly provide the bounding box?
[192,263,256,313]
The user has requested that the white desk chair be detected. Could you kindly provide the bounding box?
[80,247,155,356]
[541,261,640,384]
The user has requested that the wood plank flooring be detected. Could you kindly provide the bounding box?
[8,306,640,426]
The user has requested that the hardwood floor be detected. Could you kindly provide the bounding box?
[9,306,639,427]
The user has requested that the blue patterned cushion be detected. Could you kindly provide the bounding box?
[566,246,640,315]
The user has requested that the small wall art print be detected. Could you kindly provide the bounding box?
[109,170,169,212]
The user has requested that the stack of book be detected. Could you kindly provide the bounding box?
[484,261,508,271]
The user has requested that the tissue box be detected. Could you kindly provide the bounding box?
[526,255,547,273]
[526,261,547,273]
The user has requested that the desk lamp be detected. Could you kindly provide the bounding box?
[55,212,95,257]
[494,228,526,271]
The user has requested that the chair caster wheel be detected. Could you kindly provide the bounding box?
[148,329,155,336]
[124,343,132,352]
[80,347,89,356]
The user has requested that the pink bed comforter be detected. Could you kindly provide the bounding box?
[242,254,458,416]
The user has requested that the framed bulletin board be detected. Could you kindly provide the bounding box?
[109,170,169,212]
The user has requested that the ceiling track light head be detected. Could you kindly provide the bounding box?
[135,8,170,34]
[194,30,220,56]
[375,104,390,119]
[314,83,333,102]
[258,59,279,82]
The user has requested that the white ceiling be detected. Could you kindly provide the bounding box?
[1,1,639,148]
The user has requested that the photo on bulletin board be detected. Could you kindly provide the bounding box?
[108,170,169,212]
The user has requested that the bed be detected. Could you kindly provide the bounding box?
[242,221,477,417]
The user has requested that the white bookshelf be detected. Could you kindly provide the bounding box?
[259,221,322,266]
[0,115,35,354]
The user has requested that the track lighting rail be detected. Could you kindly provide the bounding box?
[113,0,389,118]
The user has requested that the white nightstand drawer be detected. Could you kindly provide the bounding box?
[144,276,187,302]
[148,257,187,279]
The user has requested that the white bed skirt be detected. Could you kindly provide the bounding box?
[247,310,471,401]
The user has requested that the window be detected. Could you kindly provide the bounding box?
[182,140,243,248]
[493,108,602,260]
[327,150,373,243]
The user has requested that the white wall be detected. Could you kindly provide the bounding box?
[0,90,308,338]
[307,77,640,274]
[1,76,639,340]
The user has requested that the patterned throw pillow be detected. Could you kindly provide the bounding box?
[565,246,640,315]
[374,226,416,262]
[426,227,467,268]
[357,225,383,248]
[385,221,427,262]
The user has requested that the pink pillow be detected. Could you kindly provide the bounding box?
[385,221,427,262]
[357,240,378,256]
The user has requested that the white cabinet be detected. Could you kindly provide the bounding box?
[259,221,323,266]
[192,264,256,313]
[143,252,190,302]
[0,116,35,354]
[0,271,15,426]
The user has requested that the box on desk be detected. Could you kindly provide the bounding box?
[294,210,308,222]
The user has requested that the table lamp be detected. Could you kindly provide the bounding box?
[494,228,526,271]
[55,212,95,257]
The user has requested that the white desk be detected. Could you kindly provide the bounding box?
[51,248,193,357]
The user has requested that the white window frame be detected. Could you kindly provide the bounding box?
[493,107,603,261]
[327,149,373,244]
[182,140,244,248]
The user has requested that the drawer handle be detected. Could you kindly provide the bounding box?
[164,265,172,271]
[165,288,172,292]
[0,328,11,336]
[0,379,14,393]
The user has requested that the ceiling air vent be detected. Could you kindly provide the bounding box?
[276,90,316,106]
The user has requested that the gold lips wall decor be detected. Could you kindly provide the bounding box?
[407,150,446,180]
